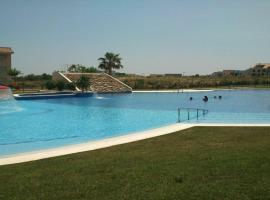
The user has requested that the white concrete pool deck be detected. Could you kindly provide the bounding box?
[134,89,213,93]
[0,123,270,166]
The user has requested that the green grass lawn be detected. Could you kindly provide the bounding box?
[1,127,270,200]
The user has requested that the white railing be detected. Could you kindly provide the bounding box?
[177,107,208,123]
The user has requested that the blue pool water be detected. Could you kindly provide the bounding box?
[0,89,270,156]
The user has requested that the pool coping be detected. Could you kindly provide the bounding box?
[1,123,270,166]
[133,89,214,93]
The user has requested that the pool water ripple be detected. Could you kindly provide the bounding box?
[0,89,269,156]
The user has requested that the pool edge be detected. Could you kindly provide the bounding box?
[1,123,270,166]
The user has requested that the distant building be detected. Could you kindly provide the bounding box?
[245,63,270,76]
[212,63,270,77]
[223,70,243,76]
[149,73,182,77]
[211,71,223,77]
[212,70,243,77]
[149,74,164,77]
[0,47,14,84]
[164,74,182,77]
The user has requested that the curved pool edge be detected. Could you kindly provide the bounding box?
[133,89,214,93]
[0,123,193,165]
[1,123,270,166]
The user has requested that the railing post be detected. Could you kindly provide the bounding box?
[178,108,180,123]
[178,108,207,122]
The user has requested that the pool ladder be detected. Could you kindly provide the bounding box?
[177,108,208,123]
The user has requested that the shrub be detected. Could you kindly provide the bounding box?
[76,76,90,92]
[45,81,56,90]
[56,81,65,91]
[41,73,52,80]
[65,82,76,91]
[134,79,144,89]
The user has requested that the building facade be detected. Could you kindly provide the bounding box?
[245,63,270,76]
[212,70,243,77]
[0,47,14,84]
[212,63,270,77]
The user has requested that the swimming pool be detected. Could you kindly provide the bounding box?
[0,89,270,156]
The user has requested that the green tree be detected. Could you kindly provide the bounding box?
[77,65,87,73]
[67,64,77,73]
[24,74,36,81]
[67,64,99,73]
[8,68,22,82]
[65,82,76,91]
[76,76,90,92]
[85,66,98,73]
[56,81,65,91]
[98,52,123,75]
[41,73,52,80]
[45,80,56,90]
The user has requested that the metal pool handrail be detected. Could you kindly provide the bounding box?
[177,107,208,123]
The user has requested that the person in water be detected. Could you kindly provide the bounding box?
[203,96,208,102]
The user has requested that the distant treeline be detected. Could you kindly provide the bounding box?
[16,73,52,81]
[118,75,270,89]
[11,73,52,90]
[12,73,270,90]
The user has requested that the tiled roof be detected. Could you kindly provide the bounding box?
[0,47,14,54]
[262,64,270,69]
[253,63,270,69]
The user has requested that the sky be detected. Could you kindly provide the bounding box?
[1,0,270,75]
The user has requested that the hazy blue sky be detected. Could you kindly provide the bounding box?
[1,0,270,75]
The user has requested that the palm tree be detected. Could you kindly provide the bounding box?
[98,52,123,75]
[8,68,21,78]
[8,68,22,85]
[67,64,77,72]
